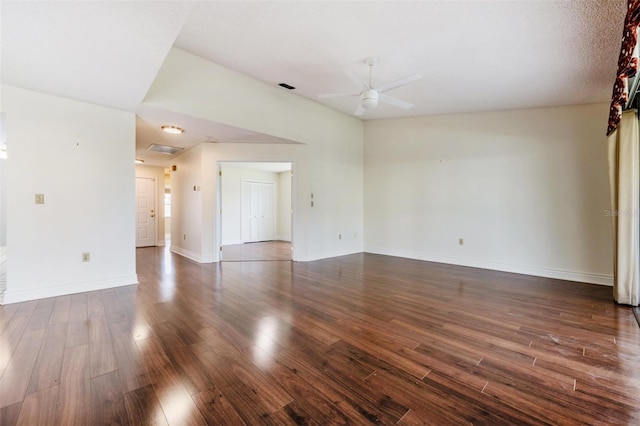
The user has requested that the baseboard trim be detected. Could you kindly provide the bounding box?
[297,248,363,262]
[170,246,215,263]
[1,274,139,305]
[364,247,613,286]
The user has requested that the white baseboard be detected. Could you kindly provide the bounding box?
[1,274,139,305]
[170,245,215,263]
[364,246,613,286]
[297,248,363,262]
[276,235,292,242]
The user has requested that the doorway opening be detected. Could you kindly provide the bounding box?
[218,161,293,261]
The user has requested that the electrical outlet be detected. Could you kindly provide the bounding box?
[82,252,90,262]
[459,238,464,245]
[35,194,44,204]
[339,234,342,240]
[183,234,187,240]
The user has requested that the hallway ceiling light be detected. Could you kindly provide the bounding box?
[146,144,183,155]
[161,125,184,134]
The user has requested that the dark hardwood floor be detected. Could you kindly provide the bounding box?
[221,241,292,262]
[0,247,639,425]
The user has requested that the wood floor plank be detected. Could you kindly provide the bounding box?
[0,304,19,336]
[55,344,90,426]
[247,344,374,425]
[109,320,150,393]
[135,335,206,425]
[273,347,404,424]
[90,370,129,426]
[26,299,55,331]
[87,291,106,318]
[67,300,88,323]
[154,330,213,396]
[0,402,22,426]
[49,295,71,324]
[123,384,169,426]
[0,329,46,408]
[190,338,294,422]
[26,321,67,393]
[88,314,117,378]
[16,385,59,426]
[0,301,38,375]
[102,288,128,324]
[65,318,89,348]
[261,401,322,426]
[191,388,246,425]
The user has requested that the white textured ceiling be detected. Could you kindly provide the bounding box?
[1,1,627,165]
[1,1,194,111]
[175,1,626,119]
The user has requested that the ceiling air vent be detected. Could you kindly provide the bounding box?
[146,144,183,155]
[278,83,296,90]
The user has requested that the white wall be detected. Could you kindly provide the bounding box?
[220,165,281,245]
[149,48,363,262]
[278,170,292,241]
[1,85,137,304]
[135,164,166,246]
[0,113,6,294]
[364,103,613,285]
[169,144,204,262]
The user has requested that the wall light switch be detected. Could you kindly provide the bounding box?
[35,194,45,204]
[459,238,464,245]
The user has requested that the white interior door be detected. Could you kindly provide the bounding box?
[241,181,275,242]
[136,177,156,247]
[241,181,252,242]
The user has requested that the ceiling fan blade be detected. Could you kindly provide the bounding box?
[344,67,370,90]
[376,73,422,93]
[379,94,414,110]
[318,92,359,99]
[354,104,365,116]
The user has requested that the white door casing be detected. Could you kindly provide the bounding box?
[136,177,156,247]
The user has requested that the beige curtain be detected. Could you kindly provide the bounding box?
[608,109,640,306]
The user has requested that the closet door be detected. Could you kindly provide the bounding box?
[241,181,275,242]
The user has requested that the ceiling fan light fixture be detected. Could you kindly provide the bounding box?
[361,89,379,109]
[161,125,184,135]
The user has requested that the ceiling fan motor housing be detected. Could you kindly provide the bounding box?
[361,89,379,109]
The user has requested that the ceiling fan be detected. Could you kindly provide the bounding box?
[319,57,422,116]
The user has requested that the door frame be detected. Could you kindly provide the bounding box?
[215,160,296,262]
[135,176,158,248]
